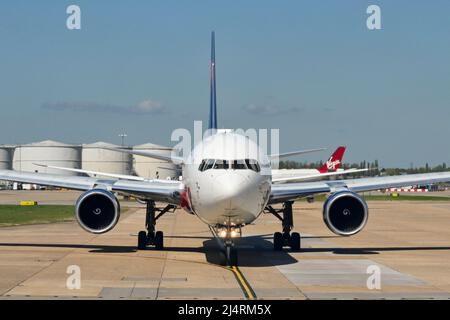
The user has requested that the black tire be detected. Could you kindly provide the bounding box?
[138,231,147,250]
[273,232,283,251]
[155,231,164,249]
[290,232,301,251]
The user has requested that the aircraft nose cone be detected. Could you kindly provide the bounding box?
[214,172,248,209]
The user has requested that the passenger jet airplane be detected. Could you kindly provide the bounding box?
[1,32,450,265]
[271,146,368,183]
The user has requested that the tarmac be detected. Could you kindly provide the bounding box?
[1,190,450,299]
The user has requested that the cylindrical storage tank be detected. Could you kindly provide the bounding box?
[0,145,14,170]
[12,140,81,175]
[133,143,178,180]
[0,145,14,187]
[82,141,132,177]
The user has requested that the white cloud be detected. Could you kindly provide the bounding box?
[135,99,165,114]
[42,99,168,115]
[241,103,300,116]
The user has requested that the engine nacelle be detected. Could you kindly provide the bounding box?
[75,189,120,234]
[323,191,368,236]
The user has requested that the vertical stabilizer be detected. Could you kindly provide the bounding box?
[318,146,346,173]
[209,31,218,130]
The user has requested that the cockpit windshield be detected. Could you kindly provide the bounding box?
[198,159,260,172]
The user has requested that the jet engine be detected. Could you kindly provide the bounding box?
[323,191,368,236]
[75,189,120,234]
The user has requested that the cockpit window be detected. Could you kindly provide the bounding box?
[204,159,215,171]
[232,160,247,170]
[198,159,260,172]
[214,159,229,169]
[245,159,261,172]
[198,160,206,171]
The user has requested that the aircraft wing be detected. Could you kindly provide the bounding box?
[0,170,183,204]
[269,148,325,160]
[269,171,450,204]
[33,163,147,181]
[102,147,184,164]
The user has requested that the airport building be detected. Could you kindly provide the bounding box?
[12,140,81,176]
[82,141,132,177]
[133,143,178,180]
[0,145,13,170]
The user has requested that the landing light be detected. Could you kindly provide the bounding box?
[218,229,239,238]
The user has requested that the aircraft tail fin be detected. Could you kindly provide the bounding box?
[208,31,218,130]
[318,146,346,173]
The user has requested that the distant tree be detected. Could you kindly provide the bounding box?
[278,159,448,176]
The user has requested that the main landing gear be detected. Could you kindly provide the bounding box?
[265,201,301,251]
[137,200,175,250]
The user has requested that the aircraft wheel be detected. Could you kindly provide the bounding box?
[138,231,147,250]
[273,232,283,251]
[155,231,164,250]
[290,232,301,251]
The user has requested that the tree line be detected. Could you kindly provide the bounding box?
[278,160,449,177]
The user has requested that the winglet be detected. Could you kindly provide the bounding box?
[318,146,346,173]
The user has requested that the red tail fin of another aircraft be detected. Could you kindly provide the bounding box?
[318,146,346,173]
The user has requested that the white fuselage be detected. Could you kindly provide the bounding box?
[182,132,271,227]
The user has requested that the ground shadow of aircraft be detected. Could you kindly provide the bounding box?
[202,235,298,267]
[2,238,450,266]
[0,234,296,267]
[0,242,203,254]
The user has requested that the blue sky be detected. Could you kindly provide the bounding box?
[0,1,449,167]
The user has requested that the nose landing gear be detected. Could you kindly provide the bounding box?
[137,200,175,250]
[224,239,238,266]
[210,225,239,266]
[265,201,301,251]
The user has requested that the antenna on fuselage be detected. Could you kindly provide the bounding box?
[208,31,218,130]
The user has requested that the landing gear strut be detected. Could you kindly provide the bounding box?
[210,225,239,266]
[224,239,238,266]
[265,201,301,251]
[137,200,175,250]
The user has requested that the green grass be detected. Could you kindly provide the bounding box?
[0,205,74,227]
